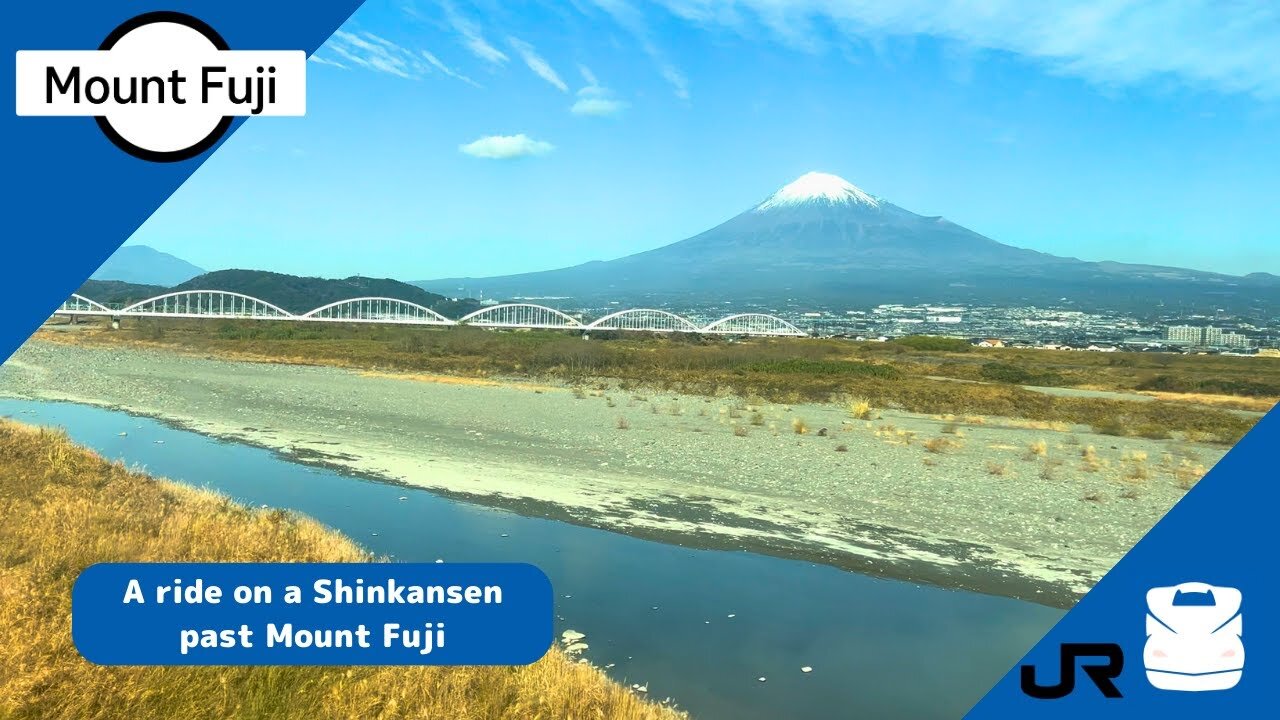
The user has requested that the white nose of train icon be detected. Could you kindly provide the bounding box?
[1144,582,1243,691]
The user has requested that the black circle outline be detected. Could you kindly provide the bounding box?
[96,11,234,163]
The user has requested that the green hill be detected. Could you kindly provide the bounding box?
[75,279,168,307]
[173,270,482,317]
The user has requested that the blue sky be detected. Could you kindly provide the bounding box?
[129,0,1280,279]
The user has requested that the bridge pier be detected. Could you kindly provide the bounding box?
[111,316,120,330]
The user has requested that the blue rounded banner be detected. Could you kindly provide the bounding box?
[72,562,553,665]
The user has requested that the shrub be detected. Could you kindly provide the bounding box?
[889,335,973,352]
[616,417,630,430]
[791,417,809,435]
[980,362,1032,384]
[849,397,875,420]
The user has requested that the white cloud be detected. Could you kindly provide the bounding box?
[442,2,509,65]
[571,71,629,115]
[459,134,555,159]
[509,37,569,91]
[571,96,629,116]
[651,0,1280,98]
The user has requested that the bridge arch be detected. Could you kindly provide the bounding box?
[57,294,113,314]
[458,303,583,329]
[301,297,454,325]
[701,313,807,337]
[585,308,700,333]
[121,290,295,319]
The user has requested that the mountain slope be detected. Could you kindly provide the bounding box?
[91,245,205,286]
[419,172,1278,311]
[174,270,482,316]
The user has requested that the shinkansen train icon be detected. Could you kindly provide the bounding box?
[1144,582,1244,691]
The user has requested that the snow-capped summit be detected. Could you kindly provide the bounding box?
[753,171,880,212]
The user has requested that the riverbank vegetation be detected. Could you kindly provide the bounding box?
[0,420,684,720]
[40,319,1276,444]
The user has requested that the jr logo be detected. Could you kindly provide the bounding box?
[1020,643,1124,699]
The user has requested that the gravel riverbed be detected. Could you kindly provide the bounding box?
[0,340,1225,607]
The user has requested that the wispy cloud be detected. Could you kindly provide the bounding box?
[421,49,481,87]
[323,30,428,79]
[317,28,477,87]
[586,0,691,100]
[508,37,569,92]
[459,134,555,159]
[308,55,348,70]
[571,67,629,116]
[651,0,1280,98]
[442,1,509,65]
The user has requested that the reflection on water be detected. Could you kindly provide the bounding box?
[0,398,1060,720]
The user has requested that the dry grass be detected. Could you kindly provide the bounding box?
[1138,390,1277,413]
[1027,439,1049,457]
[0,420,683,720]
[922,437,962,454]
[616,416,631,430]
[1002,419,1072,433]
[732,424,749,437]
[1174,459,1209,490]
[1121,460,1151,482]
[1079,444,1103,473]
[1118,449,1151,483]
[38,322,1261,444]
[848,398,875,420]
[985,461,1009,476]
[791,417,809,435]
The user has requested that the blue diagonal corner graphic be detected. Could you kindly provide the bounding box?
[0,0,365,366]
[967,406,1278,717]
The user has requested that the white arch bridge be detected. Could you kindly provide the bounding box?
[53,292,809,337]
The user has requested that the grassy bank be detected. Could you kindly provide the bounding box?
[41,319,1274,443]
[0,420,684,720]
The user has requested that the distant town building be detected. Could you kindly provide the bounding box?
[1164,324,1251,348]
[1221,332,1251,348]
[1166,325,1202,344]
[975,338,1005,348]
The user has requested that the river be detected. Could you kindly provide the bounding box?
[0,397,1061,720]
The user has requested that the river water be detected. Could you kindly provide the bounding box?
[0,398,1061,719]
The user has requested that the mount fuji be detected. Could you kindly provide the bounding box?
[417,172,1278,311]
